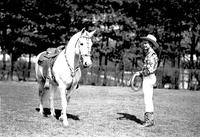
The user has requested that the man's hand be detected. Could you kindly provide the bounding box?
[135,71,142,76]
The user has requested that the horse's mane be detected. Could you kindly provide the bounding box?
[67,31,81,48]
[64,31,82,66]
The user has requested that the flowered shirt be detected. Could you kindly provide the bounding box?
[142,47,158,77]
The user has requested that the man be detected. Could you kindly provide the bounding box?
[136,34,159,127]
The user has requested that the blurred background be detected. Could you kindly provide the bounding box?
[0,0,200,90]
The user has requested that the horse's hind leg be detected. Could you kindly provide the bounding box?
[38,83,44,115]
[49,84,56,117]
[67,96,71,104]
[38,82,47,116]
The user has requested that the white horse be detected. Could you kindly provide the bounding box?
[35,28,95,127]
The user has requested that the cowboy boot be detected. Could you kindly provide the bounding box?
[142,112,154,127]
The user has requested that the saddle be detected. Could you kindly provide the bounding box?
[38,45,65,66]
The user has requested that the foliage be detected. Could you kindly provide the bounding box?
[0,0,200,88]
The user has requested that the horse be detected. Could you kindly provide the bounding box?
[35,28,96,127]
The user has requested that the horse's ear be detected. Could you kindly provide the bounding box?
[81,28,86,34]
[89,30,96,37]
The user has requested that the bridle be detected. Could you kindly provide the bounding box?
[64,35,92,77]
[78,36,92,60]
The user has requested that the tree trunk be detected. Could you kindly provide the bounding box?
[114,62,118,86]
[121,61,125,86]
[103,37,109,86]
[103,54,108,86]
[97,52,103,85]
[28,53,32,78]
[188,31,197,90]
[9,53,14,81]
[190,32,196,69]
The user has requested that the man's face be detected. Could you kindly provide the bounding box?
[142,41,150,49]
[141,41,151,54]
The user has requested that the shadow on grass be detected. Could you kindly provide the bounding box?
[117,113,143,124]
[35,108,80,121]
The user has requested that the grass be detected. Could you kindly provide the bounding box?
[0,81,200,137]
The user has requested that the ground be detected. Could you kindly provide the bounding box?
[0,81,200,137]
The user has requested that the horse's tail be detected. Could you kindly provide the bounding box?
[35,52,46,81]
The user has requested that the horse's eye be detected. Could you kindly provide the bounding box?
[80,43,83,46]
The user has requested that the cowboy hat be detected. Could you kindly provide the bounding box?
[140,34,159,48]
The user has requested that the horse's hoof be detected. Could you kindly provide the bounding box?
[51,113,56,118]
[50,110,56,117]
[63,121,69,127]
[39,112,47,117]
[39,111,44,116]
[49,115,57,121]
[46,113,55,118]
[59,115,63,121]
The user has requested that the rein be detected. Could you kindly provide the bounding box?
[64,38,79,77]
[64,51,79,77]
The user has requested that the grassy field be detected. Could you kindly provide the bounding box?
[0,81,200,137]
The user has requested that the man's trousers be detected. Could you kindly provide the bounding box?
[142,73,156,112]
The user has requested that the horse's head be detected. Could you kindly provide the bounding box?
[77,28,96,68]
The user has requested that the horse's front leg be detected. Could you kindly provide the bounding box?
[59,85,69,127]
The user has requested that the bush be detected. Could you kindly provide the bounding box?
[14,59,28,81]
